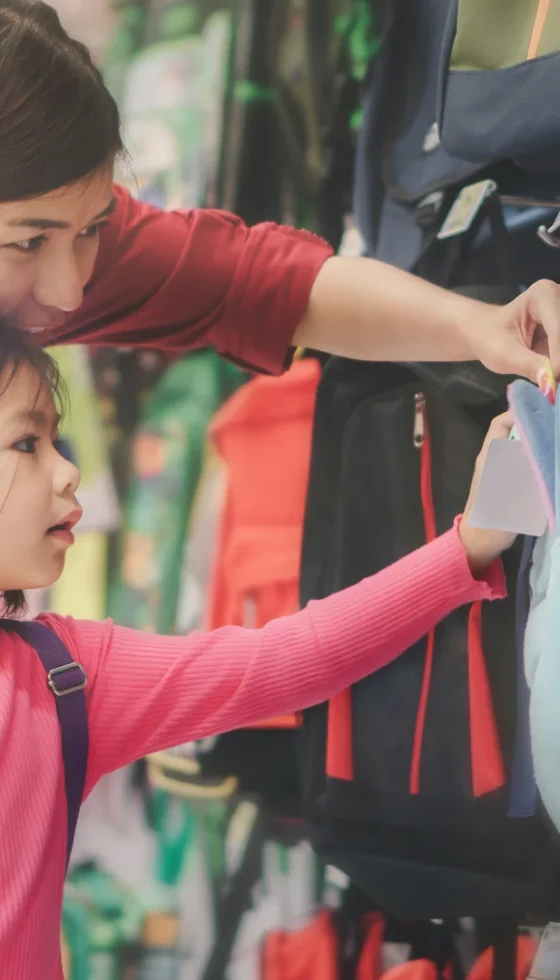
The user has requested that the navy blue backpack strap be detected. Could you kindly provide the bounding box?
[508,535,537,818]
[2,619,89,867]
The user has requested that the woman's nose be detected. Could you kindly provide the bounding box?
[33,250,84,313]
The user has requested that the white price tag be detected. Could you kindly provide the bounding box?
[467,436,548,537]
[529,924,560,980]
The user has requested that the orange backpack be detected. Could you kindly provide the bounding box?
[207,358,320,728]
[261,910,340,980]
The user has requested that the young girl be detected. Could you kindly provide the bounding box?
[0,324,512,977]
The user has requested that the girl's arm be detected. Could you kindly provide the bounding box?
[39,524,505,793]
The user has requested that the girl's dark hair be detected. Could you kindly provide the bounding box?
[0,0,123,201]
[0,322,67,617]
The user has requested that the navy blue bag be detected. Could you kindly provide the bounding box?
[2,620,89,869]
[437,0,560,173]
[353,0,560,289]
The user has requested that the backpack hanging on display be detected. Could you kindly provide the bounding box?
[273,0,369,246]
[298,351,560,922]
[147,359,321,820]
[506,378,560,839]
[297,206,560,920]
[353,0,560,291]
[437,0,560,172]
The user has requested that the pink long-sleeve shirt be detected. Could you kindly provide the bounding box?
[0,526,505,978]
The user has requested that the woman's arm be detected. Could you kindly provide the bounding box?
[295,258,560,384]
[43,187,560,384]
[39,524,504,792]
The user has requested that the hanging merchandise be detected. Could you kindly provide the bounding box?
[272,0,368,245]
[64,864,145,979]
[506,378,560,838]
[218,0,285,226]
[147,360,320,831]
[110,351,243,634]
[437,0,560,171]
[103,0,149,107]
[61,891,90,980]
[207,357,320,643]
[466,935,537,980]
[137,904,181,980]
[352,0,560,289]
[90,348,169,504]
[261,909,341,980]
[175,437,227,636]
[261,904,385,980]
[115,1,234,209]
[297,340,560,922]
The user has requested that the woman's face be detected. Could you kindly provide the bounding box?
[0,167,114,334]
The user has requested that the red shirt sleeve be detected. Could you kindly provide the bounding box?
[42,185,333,375]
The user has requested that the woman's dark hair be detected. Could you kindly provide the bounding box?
[0,321,67,616]
[0,0,123,201]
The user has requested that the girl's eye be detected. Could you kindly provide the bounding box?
[12,435,38,454]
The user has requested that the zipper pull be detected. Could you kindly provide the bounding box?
[414,392,425,448]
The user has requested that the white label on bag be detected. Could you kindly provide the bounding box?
[437,179,497,239]
[529,923,560,980]
[468,436,548,537]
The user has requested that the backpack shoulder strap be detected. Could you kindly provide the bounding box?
[2,619,89,868]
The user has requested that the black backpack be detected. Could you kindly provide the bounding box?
[298,348,560,922]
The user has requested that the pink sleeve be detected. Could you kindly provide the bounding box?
[39,526,505,792]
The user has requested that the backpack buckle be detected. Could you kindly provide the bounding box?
[537,210,560,248]
[47,662,88,697]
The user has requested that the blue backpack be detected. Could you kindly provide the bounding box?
[353,0,560,290]
[507,380,560,836]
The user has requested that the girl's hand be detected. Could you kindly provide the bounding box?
[459,412,517,574]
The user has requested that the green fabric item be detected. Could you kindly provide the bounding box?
[152,790,197,887]
[335,0,380,81]
[110,351,243,635]
[62,894,90,980]
[233,80,275,103]
[451,0,560,72]
[65,866,145,979]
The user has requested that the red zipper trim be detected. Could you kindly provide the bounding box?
[326,689,353,780]
[467,600,505,795]
[410,393,436,794]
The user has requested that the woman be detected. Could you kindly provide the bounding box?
[0,0,558,381]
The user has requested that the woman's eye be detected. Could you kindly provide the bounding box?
[13,435,38,454]
[79,222,108,240]
[8,236,46,254]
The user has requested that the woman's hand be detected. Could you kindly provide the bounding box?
[467,279,560,384]
[459,412,517,574]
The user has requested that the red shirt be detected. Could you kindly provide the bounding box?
[43,185,333,373]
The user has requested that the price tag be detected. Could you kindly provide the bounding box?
[529,924,560,980]
[438,179,497,240]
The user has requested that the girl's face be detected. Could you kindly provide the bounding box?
[0,362,81,591]
[0,167,114,334]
